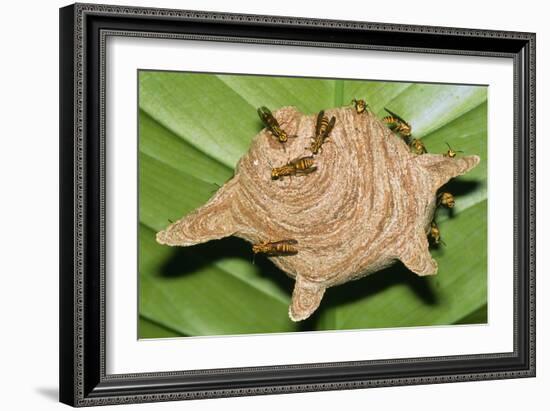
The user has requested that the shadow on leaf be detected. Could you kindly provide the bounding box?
[306,261,439,331]
[158,236,440,333]
[158,236,295,295]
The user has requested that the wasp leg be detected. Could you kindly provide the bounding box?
[285,175,293,188]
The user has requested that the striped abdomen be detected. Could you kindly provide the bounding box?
[383,116,412,138]
[272,156,316,179]
[292,156,315,171]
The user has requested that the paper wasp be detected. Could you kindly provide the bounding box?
[271,156,317,180]
[252,239,299,256]
[257,106,295,148]
[383,107,412,139]
[351,98,369,114]
[428,220,446,246]
[444,142,463,158]
[437,192,455,208]
[409,138,428,155]
[309,110,336,155]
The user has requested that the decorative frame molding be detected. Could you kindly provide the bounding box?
[59,3,535,407]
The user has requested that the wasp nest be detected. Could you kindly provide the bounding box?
[156,106,480,321]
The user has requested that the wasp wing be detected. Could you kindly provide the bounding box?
[289,155,314,166]
[315,110,325,136]
[384,107,410,126]
[258,106,280,128]
[259,106,272,116]
[280,239,298,245]
[324,116,336,137]
[257,107,269,126]
[295,165,317,176]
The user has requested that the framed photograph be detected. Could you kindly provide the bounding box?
[59,3,535,407]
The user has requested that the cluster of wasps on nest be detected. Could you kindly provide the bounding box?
[251,100,466,259]
[380,104,464,247]
[252,105,336,259]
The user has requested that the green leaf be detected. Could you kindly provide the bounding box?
[139,225,297,336]
[139,110,233,185]
[139,71,487,337]
[139,316,184,338]
[454,304,487,325]
[139,152,219,230]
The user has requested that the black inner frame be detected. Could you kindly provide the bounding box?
[59,4,535,406]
